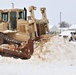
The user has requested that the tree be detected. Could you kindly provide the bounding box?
[59,21,70,28]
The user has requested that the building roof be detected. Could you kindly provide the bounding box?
[69,24,76,30]
[50,25,60,32]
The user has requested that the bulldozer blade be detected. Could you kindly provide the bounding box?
[0,39,34,59]
[27,38,34,55]
[33,35,44,41]
[0,49,29,59]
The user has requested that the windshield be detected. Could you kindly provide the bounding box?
[19,11,24,19]
[10,11,16,29]
[2,12,8,22]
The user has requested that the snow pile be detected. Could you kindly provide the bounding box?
[0,35,76,64]
[3,30,17,33]
[32,36,76,63]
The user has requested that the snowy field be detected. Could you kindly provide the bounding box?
[0,60,76,75]
[0,35,76,75]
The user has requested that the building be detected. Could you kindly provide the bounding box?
[50,25,60,34]
[69,24,76,31]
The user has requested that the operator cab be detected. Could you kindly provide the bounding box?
[0,8,27,29]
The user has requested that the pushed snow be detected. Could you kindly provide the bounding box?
[33,35,76,63]
[0,35,76,75]
[0,35,76,64]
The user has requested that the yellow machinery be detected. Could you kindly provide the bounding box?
[28,6,49,39]
[0,6,49,59]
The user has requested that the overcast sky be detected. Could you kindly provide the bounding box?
[0,0,76,26]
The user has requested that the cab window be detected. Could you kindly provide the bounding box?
[19,12,24,19]
[2,12,8,22]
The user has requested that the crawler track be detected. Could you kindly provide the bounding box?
[0,32,33,59]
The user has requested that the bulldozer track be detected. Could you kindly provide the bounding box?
[0,32,33,59]
[0,32,23,46]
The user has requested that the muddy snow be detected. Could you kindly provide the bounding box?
[0,35,76,75]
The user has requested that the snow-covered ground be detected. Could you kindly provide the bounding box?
[0,60,76,75]
[70,41,76,45]
[0,35,76,75]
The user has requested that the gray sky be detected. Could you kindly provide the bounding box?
[0,0,76,25]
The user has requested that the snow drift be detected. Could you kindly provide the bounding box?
[32,35,76,63]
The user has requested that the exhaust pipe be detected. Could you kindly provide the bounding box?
[24,7,27,20]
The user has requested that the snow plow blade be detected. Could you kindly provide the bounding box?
[0,38,33,59]
[0,32,43,59]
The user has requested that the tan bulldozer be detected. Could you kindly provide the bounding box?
[0,6,49,59]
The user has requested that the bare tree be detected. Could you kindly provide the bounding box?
[59,21,70,28]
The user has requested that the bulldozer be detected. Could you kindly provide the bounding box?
[0,6,49,59]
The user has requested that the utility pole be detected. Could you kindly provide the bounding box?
[60,12,62,33]
[11,3,14,8]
